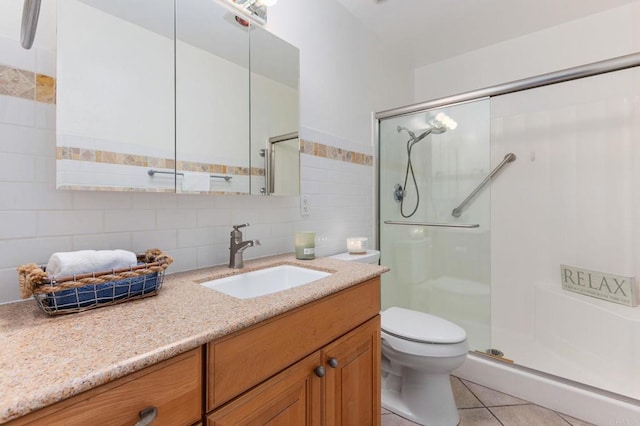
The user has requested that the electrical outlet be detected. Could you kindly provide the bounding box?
[300,194,310,217]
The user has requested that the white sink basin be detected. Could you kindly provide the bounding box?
[200,265,331,299]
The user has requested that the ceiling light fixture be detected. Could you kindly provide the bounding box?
[231,0,278,24]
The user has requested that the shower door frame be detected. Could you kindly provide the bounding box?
[374,51,640,245]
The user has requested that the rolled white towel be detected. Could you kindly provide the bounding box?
[46,249,138,278]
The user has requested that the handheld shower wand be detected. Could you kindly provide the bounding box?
[395,112,457,218]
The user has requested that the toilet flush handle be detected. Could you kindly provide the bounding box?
[327,358,338,368]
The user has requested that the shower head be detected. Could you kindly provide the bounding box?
[427,112,457,134]
[397,112,457,148]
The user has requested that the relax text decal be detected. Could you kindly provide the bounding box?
[560,264,637,307]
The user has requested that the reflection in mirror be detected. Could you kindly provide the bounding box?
[261,132,300,195]
[176,0,251,194]
[56,0,175,191]
[249,25,300,195]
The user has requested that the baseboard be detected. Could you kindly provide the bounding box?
[454,353,640,426]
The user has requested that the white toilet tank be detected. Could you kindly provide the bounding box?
[329,249,380,264]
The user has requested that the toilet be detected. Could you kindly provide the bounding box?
[329,249,468,426]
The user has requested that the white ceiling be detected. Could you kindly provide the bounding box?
[333,0,638,68]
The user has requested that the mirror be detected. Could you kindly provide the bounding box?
[249,25,300,195]
[56,0,299,195]
[56,0,176,191]
[176,0,250,194]
[261,132,300,195]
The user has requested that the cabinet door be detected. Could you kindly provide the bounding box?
[9,348,202,426]
[323,316,381,426]
[207,351,322,426]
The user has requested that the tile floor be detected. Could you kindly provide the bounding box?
[381,376,594,426]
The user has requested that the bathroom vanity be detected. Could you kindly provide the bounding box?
[0,255,386,425]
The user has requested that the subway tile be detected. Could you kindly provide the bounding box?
[132,230,177,252]
[0,211,37,239]
[178,227,215,248]
[0,124,53,155]
[0,236,73,269]
[104,209,156,233]
[35,102,55,129]
[0,36,37,71]
[196,243,228,269]
[196,208,231,227]
[0,94,35,127]
[0,269,23,304]
[37,210,104,237]
[72,190,133,210]
[131,192,179,210]
[213,226,233,245]
[33,154,56,183]
[177,193,217,209]
[73,233,133,251]
[164,247,198,273]
[0,182,72,210]
[0,152,35,182]
[36,47,56,77]
[157,208,197,230]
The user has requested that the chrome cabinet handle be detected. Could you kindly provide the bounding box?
[327,358,339,368]
[314,366,325,377]
[135,406,158,426]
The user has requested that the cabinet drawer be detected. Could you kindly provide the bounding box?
[10,348,202,426]
[208,277,380,410]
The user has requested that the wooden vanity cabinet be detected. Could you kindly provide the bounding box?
[6,277,380,426]
[7,348,203,426]
[323,317,380,426]
[206,277,381,425]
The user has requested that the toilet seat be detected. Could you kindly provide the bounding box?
[381,307,468,357]
[382,307,466,344]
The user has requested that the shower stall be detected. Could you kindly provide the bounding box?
[376,53,640,409]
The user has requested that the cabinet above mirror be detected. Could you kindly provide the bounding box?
[56,0,299,195]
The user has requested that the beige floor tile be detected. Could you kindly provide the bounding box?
[558,413,595,426]
[381,413,420,426]
[462,379,528,407]
[490,404,571,426]
[452,376,484,409]
[458,408,502,426]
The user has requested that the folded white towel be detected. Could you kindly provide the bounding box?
[182,172,210,192]
[46,249,138,278]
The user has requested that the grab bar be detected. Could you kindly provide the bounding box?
[384,220,479,229]
[451,153,516,217]
[147,169,232,182]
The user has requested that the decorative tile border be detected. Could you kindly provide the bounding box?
[56,185,245,195]
[0,64,56,104]
[56,185,176,193]
[56,146,258,176]
[1,63,372,167]
[300,139,373,166]
[57,141,372,172]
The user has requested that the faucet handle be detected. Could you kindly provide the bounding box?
[232,223,250,230]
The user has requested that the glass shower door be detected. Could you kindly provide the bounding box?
[378,99,492,352]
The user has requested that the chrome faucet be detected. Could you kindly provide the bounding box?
[228,223,261,268]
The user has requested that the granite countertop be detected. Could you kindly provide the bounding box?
[0,254,388,424]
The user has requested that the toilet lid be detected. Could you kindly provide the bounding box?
[381,307,466,344]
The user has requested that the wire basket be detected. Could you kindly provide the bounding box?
[18,249,173,315]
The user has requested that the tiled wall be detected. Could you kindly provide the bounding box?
[0,57,375,305]
[0,65,55,104]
